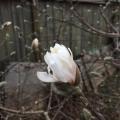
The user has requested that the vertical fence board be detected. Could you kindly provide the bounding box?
[8,0,17,61]
[11,1,25,60]
[60,5,71,48]
[0,1,10,60]
[16,3,26,59]
[53,2,63,44]
[11,0,19,61]
[71,5,82,57]
[23,5,33,53]
[46,2,54,47]
[39,1,48,54]
[92,5,100,49]
[82,5,93,51]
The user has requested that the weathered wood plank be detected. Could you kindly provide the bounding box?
[38,1,49,60]
[23,5,33,53]
[0,1,10,61]
[59,4,71,48]
[16,3,26,59]
[71,4,82,57]
[11,1,26,60]
[82,4,93,51]
[92,5,100,50]
[46,2,54,47]
[53,2,63,44]
[38,1,46,46]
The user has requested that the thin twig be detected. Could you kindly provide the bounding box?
[47,85,53,111]
[52,96,71,120]
[44,112,51,120]
[100,10,118,33]
[0,106,44,116]
[60,111,74,120]
[0,51,34,77]
[78,90,105,120]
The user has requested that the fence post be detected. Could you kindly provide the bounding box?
[32,0,43,62]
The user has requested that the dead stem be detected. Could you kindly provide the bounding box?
[78,89,105,120]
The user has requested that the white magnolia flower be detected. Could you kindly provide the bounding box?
[37,43,78,84]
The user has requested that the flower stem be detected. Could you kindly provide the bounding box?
[78,90,105,120]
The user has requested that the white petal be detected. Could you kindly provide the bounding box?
[50,44,62,53]
[50,54,75,83]
[57,49,75,71]
[56,56,76,83]
[54,43,61,49]
[44,52,51,65]
[37,72,56,82]
[50,47,54,53]
[60,45,70,56]
[49,54,65,82]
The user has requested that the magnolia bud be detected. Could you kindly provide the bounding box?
[104,56,114,62]
[83,108,94,120]
[91,71,102,78]
[2,22,12,28]
[0,81,7,89]
[31,38,39,50]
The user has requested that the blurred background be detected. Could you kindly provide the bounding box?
[0,0,120,120]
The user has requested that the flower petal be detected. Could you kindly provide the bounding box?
[57,50,76,75]
[50,43,62,54]
[37,72,56,82]
[56,56,76,83]
[50,54,76,83]
[44,52,51,65]
[56,46,75,70]
[48,54,65,82]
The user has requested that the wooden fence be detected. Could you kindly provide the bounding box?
[0,0,119,62]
